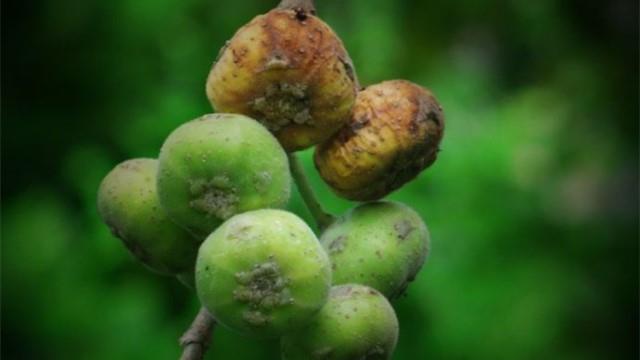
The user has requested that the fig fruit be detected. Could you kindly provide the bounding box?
[281,284,399,360]
[205,6,357,152]
[157,114,291,238]
[315,80,445,201]
[97,158,200,275]
[320,201,430,299]
[195,209,331,338]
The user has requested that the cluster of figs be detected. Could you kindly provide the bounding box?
[97,0,445,359]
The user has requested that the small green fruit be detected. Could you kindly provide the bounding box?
[97,159,200,275]
[281,284,399,360]
[195,209,331,338]
[320,201,430,299]
[157,114,291,238]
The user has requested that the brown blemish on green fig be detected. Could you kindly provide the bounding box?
[327,235,347,254]
[394,220,415,241]
[233,258,293,320]
[188,176,239,220]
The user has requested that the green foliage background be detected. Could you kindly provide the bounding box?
[2,0,638,359]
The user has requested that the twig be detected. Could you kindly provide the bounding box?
[288,153,336,231]
[176,272,195,290]
[179,307,216,360]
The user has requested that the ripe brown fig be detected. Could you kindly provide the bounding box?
[205,3,357,152]
[314,80,445,201]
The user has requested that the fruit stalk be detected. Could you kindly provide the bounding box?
[179,307,216,360]
[288,153,335,231]
[277,0,315,13]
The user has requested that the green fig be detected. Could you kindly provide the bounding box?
[157,114,291,238]
[97,158,200,275]
[281,284,399,360]
[320,201,430,299]
[196,209,331,338]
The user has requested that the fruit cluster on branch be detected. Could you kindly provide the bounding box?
[97,0,445,359]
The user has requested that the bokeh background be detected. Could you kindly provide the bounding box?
[2,0,638,359]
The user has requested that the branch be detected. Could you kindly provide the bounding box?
[288,153,335,231]
[179,307,216,360]
[176,271,195,290]
[278,0,316,14]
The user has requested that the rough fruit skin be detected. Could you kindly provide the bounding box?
[206,9,357,152]
[157,114,291,238]
[281,284,399,360]
[315,80,445,201]
[320,201,430,299]
[195,209,332,338]
[97,159,200,275]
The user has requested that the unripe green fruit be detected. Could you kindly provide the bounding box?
[206,8,357,152]
[315,80,445,201]
[320,201,430,299]
[196,209,331,338]
[97,159,200,275]
[281,284,399,360]
[157,114,291,238]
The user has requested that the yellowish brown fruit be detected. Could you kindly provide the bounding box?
[314,80,445,201]
[206,7,357,152]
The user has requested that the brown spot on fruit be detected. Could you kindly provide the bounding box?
[327,235,347,254]
[233,259,292,326]
[394,220,416,241]
[188,176,239,220]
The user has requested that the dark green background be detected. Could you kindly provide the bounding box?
[2,0,638,359]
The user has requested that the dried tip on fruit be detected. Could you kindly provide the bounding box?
[206,8,357,152]
[97,159,200,275]
[281,284,399,360]
[195,209,331,338]
[320,201,430,299]
[315,80,445,201]
[157,114,291,238]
